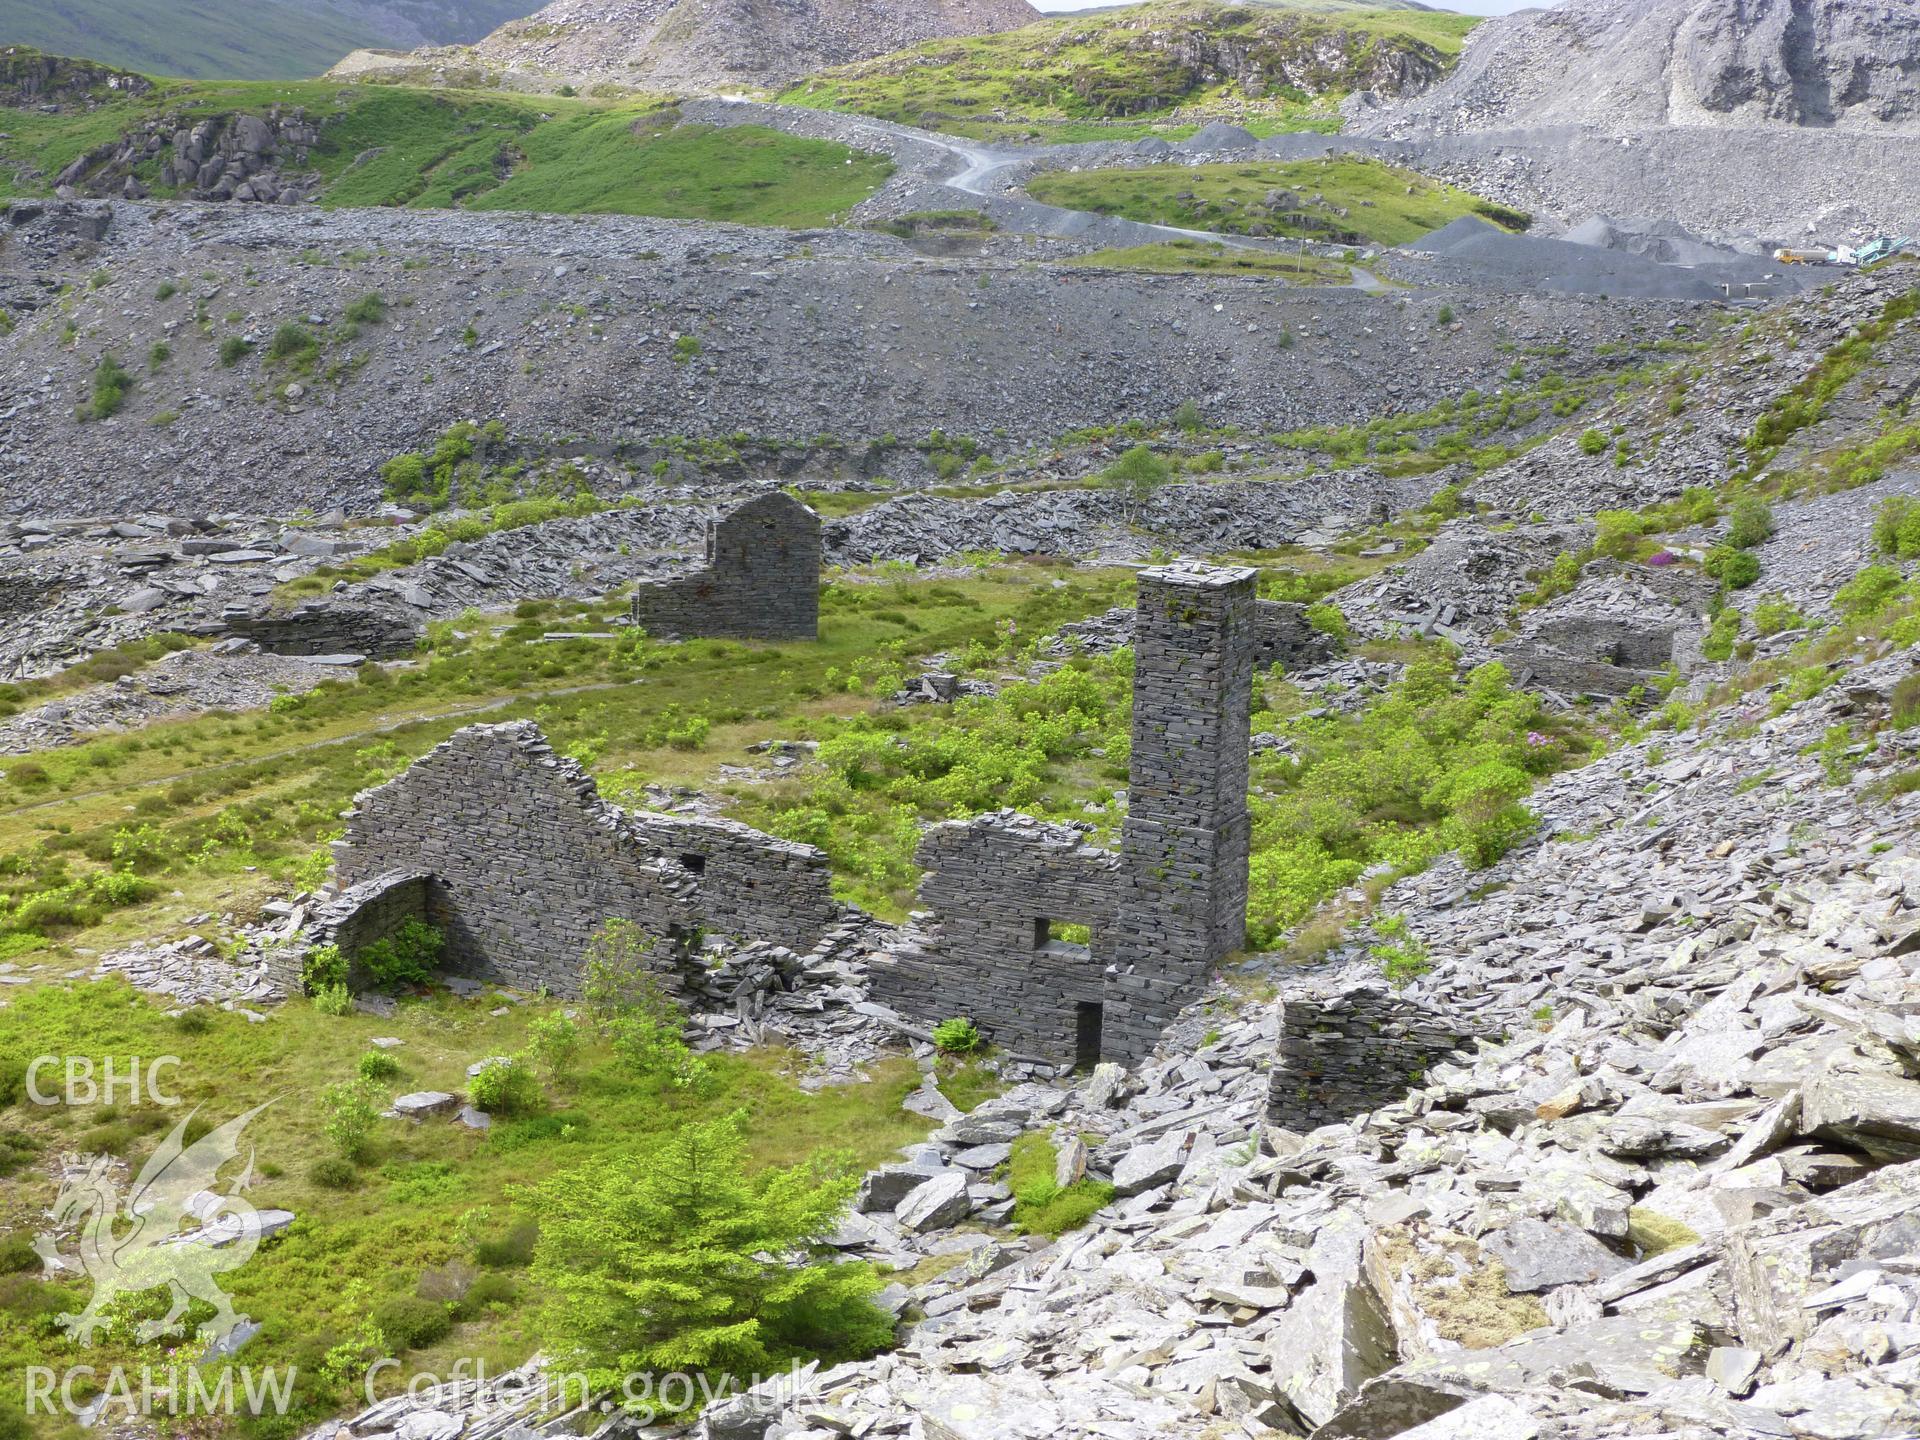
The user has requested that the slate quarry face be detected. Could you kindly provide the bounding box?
[871,562,1258,1066]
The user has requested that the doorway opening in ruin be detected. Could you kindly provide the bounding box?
[681,853,707,876]
[1075,1001,1104,1070]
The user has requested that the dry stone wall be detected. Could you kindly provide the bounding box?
[327,720,833,994]
[1268,978,1492,1131]
[217,600,421,659]
[629,492,821,642]
[1101,563,1256,1061]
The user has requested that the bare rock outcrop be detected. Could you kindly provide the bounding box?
[450,0,1042,92]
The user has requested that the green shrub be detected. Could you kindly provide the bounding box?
[1874,496,1920,560]
[313,983,353,1017]
[1751,596,1805,636]
[300,943,347,995]
[0,1231,39,1274]
[1101,444,1171,509]
[468,1059,540,1116]
[1593,510,1646,560]
[526,1012,580,1083]
[266,323,321,369]
[320,1078,384,1162]
[1893,673,1920,730]
[475,1221,539,1269]
[372,1295,452,1351]
[309,1156,359,1189]
[1305,603,1349,643]
[932,1017,982,1054]
[357,1051,402,1083]
[581,920,687,1075]
[1703,546,1761,589]
[1725,497,1775,550]
[80,353,132,421]
[356,919,443,992]
[345,293,387,325]
[1836,564,1903,618]
[1171,399,1203,433]
[528,1111,889,1389]
[219,336,252,367]
[1701,607,1741,662]
[1578,429,1608,457]
[465,1272,519,1310]
[147,342,171,373]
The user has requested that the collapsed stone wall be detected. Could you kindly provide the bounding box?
[622,811,836,945]
[872,563,1257,1066]
[1252,599,1337,672]
[217,601,422,660]
[326,720,833,994]
[629,492,821,642]
[1496,561,1716,698]
[870,813,1123,1061]
[1268,978,1492,1131]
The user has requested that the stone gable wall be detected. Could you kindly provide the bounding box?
[629,492,821,641]
[329,720,832,994]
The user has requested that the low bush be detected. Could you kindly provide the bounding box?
[300,943,347,995]
[79,354,132,421]
[309,1157,359,1190]
[321,1078,384,1162]
[1725,496,1775,550]
[1006,1133,1114,1237]
[475,1221,539,1269]
[0,1234,39,1274]
[357,1051,402,1083]
[1703,546,1761,589]
[371,1295,452,1351]
[313,983,353,1017]
[467,1059,540,1116]
[356,918,444,992]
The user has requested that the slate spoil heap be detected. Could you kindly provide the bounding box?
[683,652,1920,1436]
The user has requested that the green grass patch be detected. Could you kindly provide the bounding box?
[1005,1132,1113,1237]
[1028,155,1523,247]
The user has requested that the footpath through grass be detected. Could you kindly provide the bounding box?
[1029,155,1527,247]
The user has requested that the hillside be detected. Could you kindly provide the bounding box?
[780,0,1479,142]
[441,0,1045,93]
[0,0,544,80]
[1357,0,1920,136]
[0,63,889,220]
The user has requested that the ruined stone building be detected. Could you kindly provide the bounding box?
[629,492,821,641]
[299,721,835,995]
[870,562,1256,1066]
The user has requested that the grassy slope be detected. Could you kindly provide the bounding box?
[0,76,892,224]
[1027,155,1521,247]
[778,0,1480,143]
[0,0,539,81]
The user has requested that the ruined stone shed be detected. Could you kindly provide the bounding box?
[872,562,1258,1066]
[308,720,835,994]
[629,491,821,642]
